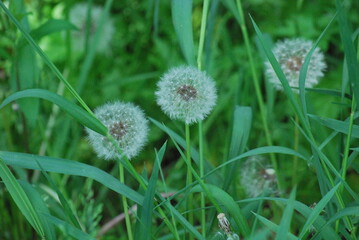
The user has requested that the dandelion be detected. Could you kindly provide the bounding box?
[155,66,217,125]
[69,3,114,53]
[265,38,326,91]
[86,101,148,160]
[240,156,277,197]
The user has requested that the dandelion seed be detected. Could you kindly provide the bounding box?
[69,3,114,53]
[265,38,326,91]
[155,66,217,125]
[86,101,148,160]
[240,156,277,197]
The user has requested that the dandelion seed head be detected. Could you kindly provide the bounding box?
[86,101,148,160]
[156,66,217,125]
[265,38,326,91]
[240,156,277,197]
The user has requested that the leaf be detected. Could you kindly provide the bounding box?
[31,19,77,40]
[308,114,359,138]
[19,180,56,240]
[137,143,167,240]
[171,0,195,65]
[336,0,359,108]
[253,213,298,240]
[299,183,341,238]
[0,89,107,135]
[0,158,45,237]
[42,213,95,240]
[0,151,144,205]
[276,187,297,240]
[223,106,252,190]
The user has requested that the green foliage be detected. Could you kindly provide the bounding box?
[0,0,358,239]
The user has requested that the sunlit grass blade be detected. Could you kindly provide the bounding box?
[29,19,77,40]
[253,213,298,240]
[276,187,297,240]
[42,213,95,240]
[0,158,45,238]
[299,183,340,239]
[223,106,252,191]
[171,0,195,65]
[0,151,144,205]
[0,89,107,135]
[19,180,56,240]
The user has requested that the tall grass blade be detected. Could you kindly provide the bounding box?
[171,0,195,65]
[276,187,297,240]
[223,106,252,191]
[0,89,107,135]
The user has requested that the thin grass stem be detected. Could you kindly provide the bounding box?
[235,0,283,192]
[197,0,210,237]
[292,114,300,185]
[185,124,194,240]
[119,162,133,240]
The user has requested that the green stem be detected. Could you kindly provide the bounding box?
[119,162,133,240]
[235,0,282,192]
[292,114,300,185]
[185,124,194,240]
[197,0,210,237]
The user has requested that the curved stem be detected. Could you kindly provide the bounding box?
[119,162,133,240]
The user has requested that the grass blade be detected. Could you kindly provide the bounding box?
[0,151,144,205]
[276,187,297,240]
[253,213,298,240]
[223,106,252,191]
[0,158,45,237]
[0,89,107,135]
[19,180,56,240]
[299,183,340,238]
[42,213,95,240]
[171,0,195,65]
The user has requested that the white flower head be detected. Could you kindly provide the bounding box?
[240,156,277,197]
[156,66,217,125]
[69,3,114,53]
[265,38,326,91]
[86,101,148,160]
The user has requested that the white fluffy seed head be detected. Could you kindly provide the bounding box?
[69,3,114,53]
[265,38,326,91]
[240,156,277,197]
[155,66,217,125]
[86,101,148,160]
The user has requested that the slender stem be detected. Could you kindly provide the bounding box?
[185,124,194,240]
[119,162,133,240]
[292,114,300,185]
[197,0,210,237]
[341,95,355,183]
[235,0,282,192]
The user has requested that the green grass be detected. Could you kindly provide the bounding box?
[0,0,358,239]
